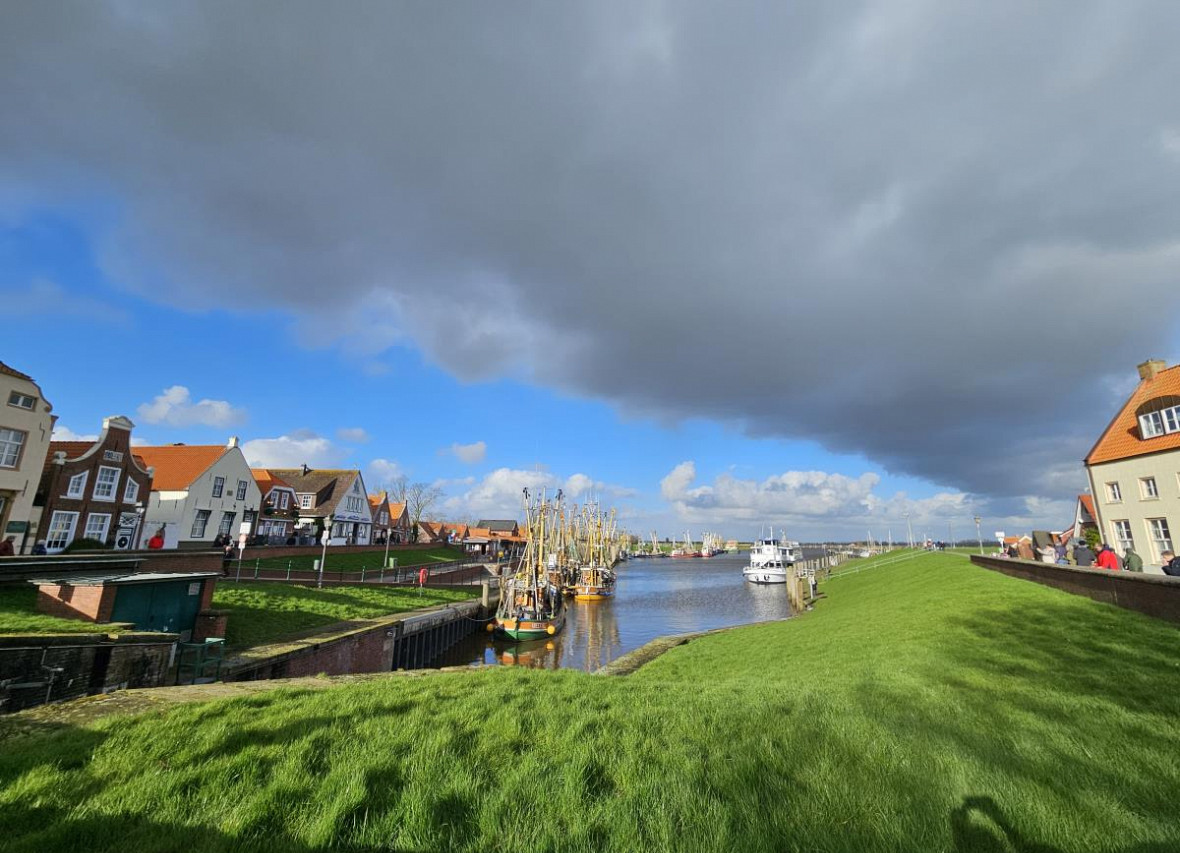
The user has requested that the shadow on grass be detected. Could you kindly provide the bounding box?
[951,796,1179,853]
[0,800,423,853]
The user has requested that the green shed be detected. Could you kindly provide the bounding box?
[32,572,219,640]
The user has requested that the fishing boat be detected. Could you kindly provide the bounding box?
[574,505,617,599]
[670,530,699,558]
[495,489,566,640]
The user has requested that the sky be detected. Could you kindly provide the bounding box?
[3,1,1180,542]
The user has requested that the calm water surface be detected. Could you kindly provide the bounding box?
[433,551,799,672]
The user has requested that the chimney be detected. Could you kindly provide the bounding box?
[1138,359,1167,382]
[227,436,240,449]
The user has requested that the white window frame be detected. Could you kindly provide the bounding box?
[124,478,139,504]
[84,513,112,542]
[298,493,313,509]
[236,479,248,500]
[279,491,289,510]
[1106,482,1122,503]
[1140,477,1159,500]
[212,476,225,498]
[45,510,79,553]
[7,391,36,410]
[1147,518,1173,562]
[92,466,120,501]
[1111,520,1134,553]
[191,509,211,538]
[0,427,26,469]
[218,511,236,536]
[1139,411,1165,438]
[66,471,88,498]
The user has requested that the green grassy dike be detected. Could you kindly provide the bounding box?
[2,553,1178,852]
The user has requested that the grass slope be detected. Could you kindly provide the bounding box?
[210,584,480,649]
[2,554,1178,852]
[0,585,120,635]
[250,547,468,574]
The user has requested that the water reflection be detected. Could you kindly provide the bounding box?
[434,552,797,672]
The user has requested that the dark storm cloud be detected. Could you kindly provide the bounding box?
[4,1,1179,501]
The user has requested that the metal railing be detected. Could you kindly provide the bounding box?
[221,558,493,587]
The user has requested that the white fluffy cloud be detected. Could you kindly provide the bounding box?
[657,460,1077,541]
[137,386,246,429]
[51,425,98,442]
[439,466,634,519]
[337,427,370,443]
[242,430,344,468]
[450,440,487,464]
[366,458,404,487]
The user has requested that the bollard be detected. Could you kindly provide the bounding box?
[481,581,490,611]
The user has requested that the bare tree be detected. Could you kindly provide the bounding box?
[385,475,442,542]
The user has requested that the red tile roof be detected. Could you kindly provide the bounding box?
[1079,494,1096,521]
[135,445,228,490]
[1087,363,1180,464]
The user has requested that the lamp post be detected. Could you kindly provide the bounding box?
[947,518,954,549]
[974,515,983,555]
[903,512,914,549]
[318,515,334,589]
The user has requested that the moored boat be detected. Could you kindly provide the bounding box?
[743,527,800,584]
[494,488,566,639]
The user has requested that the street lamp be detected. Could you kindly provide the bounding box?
[974,516,983,555]
[318,515,335,589]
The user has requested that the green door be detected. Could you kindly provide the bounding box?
[111,581,204,637]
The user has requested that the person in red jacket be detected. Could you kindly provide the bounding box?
[1094,544,1120,571]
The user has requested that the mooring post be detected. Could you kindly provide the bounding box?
[481,581,490,611]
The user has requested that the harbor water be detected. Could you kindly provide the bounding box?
[433,550,804,671]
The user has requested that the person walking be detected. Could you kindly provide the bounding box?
[1123,546,1143,573]
[1095,544,1120,571]
[1074,540,1095,567]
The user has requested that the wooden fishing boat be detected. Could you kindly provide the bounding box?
[573,564,615,600]
[494,488,566,640]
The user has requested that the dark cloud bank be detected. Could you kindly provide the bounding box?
[4,1,1180,506]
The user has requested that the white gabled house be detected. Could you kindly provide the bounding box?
[265,466,373,545]
[136,437,262,549]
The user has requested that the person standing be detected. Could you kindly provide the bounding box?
[1074,541,1095,567]
[0,536,15,557]
[1123,546,1143,573]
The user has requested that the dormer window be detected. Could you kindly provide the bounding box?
[1137,398,1180,438]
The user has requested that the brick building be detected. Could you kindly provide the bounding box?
[35,415,155,552]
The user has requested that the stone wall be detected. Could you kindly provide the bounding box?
[0,631,176,714]
[970,555,1180,624]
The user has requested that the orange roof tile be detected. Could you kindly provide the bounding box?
[1087,363,1180,464]
[252,468,293,495]
[135,445,228,490]
[1078,494,1096,521]
[388,501,407,521]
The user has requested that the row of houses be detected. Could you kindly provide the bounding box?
[1,361,417,553]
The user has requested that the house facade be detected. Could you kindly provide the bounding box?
[253,469,299,544]
[267,467,373,545]
[388,501,411,543]
[136,438,262,549]
[1,361,56,554]
[1085,359,1180,569]
[35,416,155,553]
[368,492,391,544]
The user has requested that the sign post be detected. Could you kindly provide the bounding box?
[318,516,334,589]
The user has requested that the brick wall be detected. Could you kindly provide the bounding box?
[35,583,111,622]
[0,632,176,714]
[970,555,1180,624]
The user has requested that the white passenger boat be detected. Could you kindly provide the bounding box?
[743,530,800,584]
